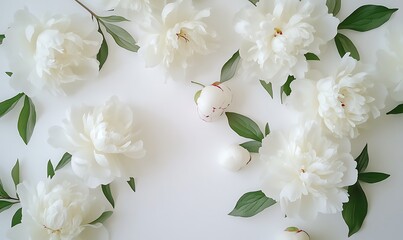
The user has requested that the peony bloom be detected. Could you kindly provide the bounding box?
[276,227,310,240]
[8,173,109,240]
[234,0,339,85]
[2,9,102,96]
[48,97,145,188]
[287,54,387,139]
[259,121,357,219]
[376,26,403,102]
[137,0,216,76]
[196,83,232,122]
[218,145,251,172]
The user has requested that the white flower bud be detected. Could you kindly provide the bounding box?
[276,227,310,240]
[196,83,232,122]
[219,145,251,171]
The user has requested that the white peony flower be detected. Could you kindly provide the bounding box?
[7,173,108,240]
[137,0,216,76]
[2,9,102,96]
[376,26,403,102]
[259,121,357,219]
[48,97,145,188]
[218,145,251,172]
[276,227,310,240]
[288,54,387,139]
[196,83,232,122]
[234,0,339,85]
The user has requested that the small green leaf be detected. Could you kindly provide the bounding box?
[0,180,11,198]
[387,104,403,115]
[220,51,240,83]
[225,112,264,142]
[194,90,202,104]
[101,21,139,52]
[240,141,262,153]
[0,93,24,118]
[342,183,368,237]
[355,144,369,173]
[304,52,320,61]
[359,172,390,184]
[5,72,13,77]
[285,227,300,232]
[248,0,259,6]
[127,177,136,192]
[264,123,270,137]
[11,160,19,188]
[281,75,296,97]
[334,33,360,60]
[55,152,72,171]
[102,184,115,208]
[17,96,36,145]
[89,211,113,225]
[98,15,130,22]
[326,0,341,16]
[229,190,276,217]
[0,200,14,213]
[97,27,109,70]
[338,5,398,32]
[11,208,22,227]
[0,34,5,44]
[259,80,273,99]
[47,160,55,179]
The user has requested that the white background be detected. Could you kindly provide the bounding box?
[1,0,403,239]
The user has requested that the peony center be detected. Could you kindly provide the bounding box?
[176,29,190,43]
[274,27,283,37]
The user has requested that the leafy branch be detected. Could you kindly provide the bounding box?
[0,160,21,227]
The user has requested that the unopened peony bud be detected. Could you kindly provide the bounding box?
[196,82,232,122]
[219,145,251,171]
[276,227,310,240]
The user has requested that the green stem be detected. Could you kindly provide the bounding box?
[191,81,205,88]
[73,0,99,18]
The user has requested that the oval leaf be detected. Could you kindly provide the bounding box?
[342,183,368,237]
[339,5,398,32]
[264,123,270,137]
[220,51,240,83]
[355,144,369,173]
[0,200,14,213]
[326,0,341,16]
[98,15,129,22]
[11,160,19,188]
[127,177,136,192]
[0,34,4,44]
[358,172,390,184]
[259,80,273,99]
[248,0,259,6]
[0,180,11,199]
[229,190,276,217]
[387,104,403,115]
[304,52,320,61]
[89,211,113,225]
[5,72,13,77]
[240,141,262,153]
[101,21,139,52]
[102,184,115,208]
[47,160,55,179]
[281,75,296,97]
[0,93,24,118]
[17,96,36,145]
[225,112,264,142]
[334,33,360,60]
[55,152,72,171]
[97,28,109,70]
[11,208,22,227]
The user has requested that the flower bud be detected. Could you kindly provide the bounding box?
[276,227,310,240]
[219,145,251,171]
[196,82,232,122]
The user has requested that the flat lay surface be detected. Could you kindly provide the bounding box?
[0,0,403,239]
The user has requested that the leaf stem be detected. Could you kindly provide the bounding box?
[1,196,20,202]
[190,81,205,88]
[73,0,99,19]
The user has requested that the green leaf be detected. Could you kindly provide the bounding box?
[220,51,240,83]
[304,52,320,61]
[326,0,341,16]
[102,184,115,208]
[264,123,270,137]
[0,93,24,118]
[0,179,11,198]
[225,112,264,142]
[17,96,36,145]
[127,177,136,192]
[259,80,273,99]
[55,152,72,171]
[0,34,5,44]
[11,208,22,227]
[101,21,139,52]
[11,160,19,188]
[342,183,368,237]
[281,75,296,97]
[355,144,369,173]
[338,5,398,32]
[387,104,403,115]
[97,27,109,70]
[359,172,390,184]
[194,90,202,104]
[47,160,55,179]
[98,15,130,22]
[334,33,360,60]
[5,72,13,77]
[229,190,276,217]
[89,211,113,225]
[240,141,262,153]
[248,0,259,6]
[0,200,14,213]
